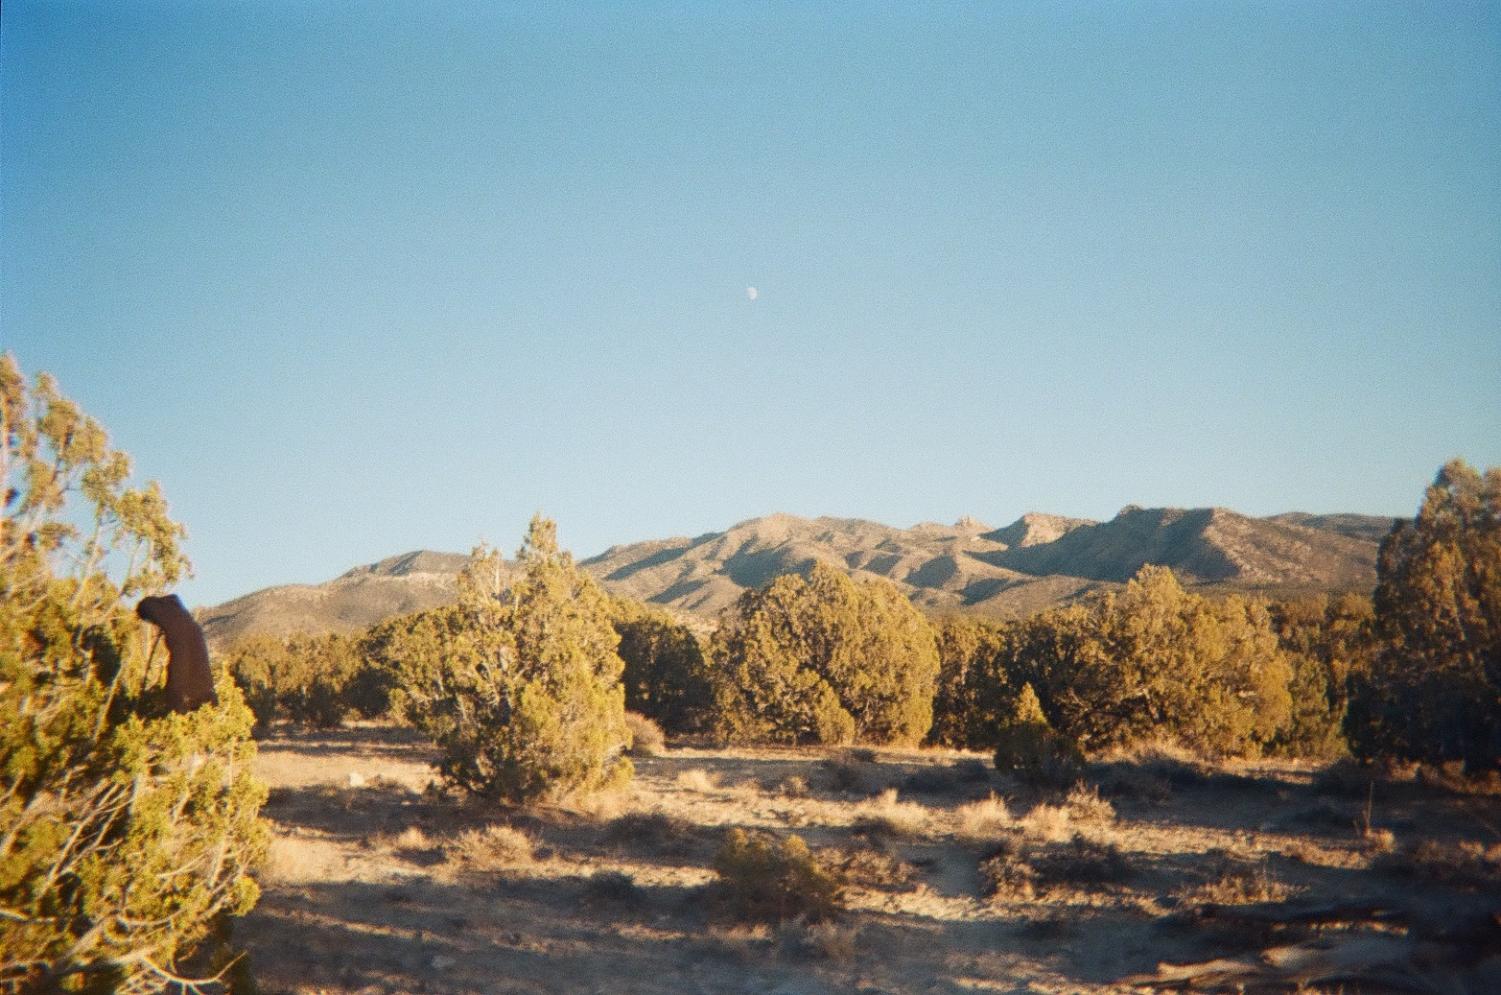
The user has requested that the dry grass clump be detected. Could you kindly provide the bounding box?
[1376,838,1501,887]
[600,810,703,858]
[625,711,667,756]
[834,842,917,892]
[676,767,721,792]
[581,870,644,907]
[851,788,930,839]
[1035,834,1133,890]
[777,919,859,962]
[777,774,811,798]
[1181,854,1293,905]
[712,828,847,923]
[981,833,1133,901]
[1063,783,1115,825]
[817,757,872,795]
[1019,803,1073,843]
[954,793,1013,841]
[448,824,536,871]
[376,825,444,865]
[980,837,1039,900]
[1416,761,1501,797]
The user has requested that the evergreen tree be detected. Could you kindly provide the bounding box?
[710,563,940,746]
[0,354,267,991]
[1351,460,1501,769]
[392,520,632,802]
[609,596,714,734]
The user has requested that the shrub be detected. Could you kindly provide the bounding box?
[991,684,1084,788]
[224,630,365,728]
[712,829,846,923]
[0,354,268,992]
[709,564,940,746]
[389,519,633,803]
[624,710,667,756]
[1009,568,1295,757]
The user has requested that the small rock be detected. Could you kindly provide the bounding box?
[430,954,456,971]
[347,772,366,788]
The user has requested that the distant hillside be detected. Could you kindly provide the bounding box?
[199,550,475,646]
[200,507,1389,644]
[979,506,1380,588]
[1264,512,1399,544]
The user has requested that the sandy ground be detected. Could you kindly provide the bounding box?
[236,725,1501,994]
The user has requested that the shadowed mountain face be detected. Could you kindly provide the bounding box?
[199,509,1393,644]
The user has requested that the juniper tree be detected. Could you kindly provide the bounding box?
[710,563,940,746]
[0,354,267,992]
[1351,460,1501,769]
[391,520,632,802]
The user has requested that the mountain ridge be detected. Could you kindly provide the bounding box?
[197,508,1395,646]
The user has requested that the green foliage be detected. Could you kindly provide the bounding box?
[709,564,940,746]
[1351,460,1501,770]
[224,630,366,728]
[928,616,1012,748]
[387,519,633,803]
[991,683,1084,787]
[1007,567,1294,757]
[1267,593,1374,758]
[712,829,846,923]
[0,353,268,992]
[608,596,713,735]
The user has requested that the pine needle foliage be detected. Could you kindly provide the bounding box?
[0,354,268,993]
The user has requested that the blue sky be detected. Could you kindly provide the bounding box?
[4,1,1499,607]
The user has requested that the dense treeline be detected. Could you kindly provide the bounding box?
[226,458,1500,781]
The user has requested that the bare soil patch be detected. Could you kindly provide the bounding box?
[237,726,1501,994]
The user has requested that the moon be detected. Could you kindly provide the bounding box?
[746,286,758,302]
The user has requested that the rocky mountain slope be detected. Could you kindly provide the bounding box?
[199,509,1393,644]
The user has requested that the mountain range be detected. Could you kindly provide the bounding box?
[197,507,1395,646]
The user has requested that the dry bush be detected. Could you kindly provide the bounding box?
[835,843,917,892]
[376,825,444,865]
[712,829,846,923]
[448,824,536,871]
[983,831,1133,899]
[1019,803,1073,843]
[600,811,703,858]
[1063,783,1116,825]
[1376,838,1501,887]
[676,767,721,792]
[778,774,811,798]
[1033,834,1133,890]
[582,870,644,907]
[817,757,872,794]
[955,793,1013,841]
[852,788,930,838]
[778,919,859,962]
[1181,854,1292,905]
[625,711,668,756]
[979,837,1038,900]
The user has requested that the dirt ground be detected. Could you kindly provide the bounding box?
[236,725,1501,994]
